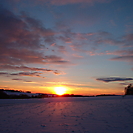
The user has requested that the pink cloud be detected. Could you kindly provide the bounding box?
[0,65,63,75]
[109,49,133,63]
[51,43,67,53]
[0,8,70,66]
[123,34,133,41]
[0,71,45,78]
[72,54,83,59]
[38,0,112,5]
[5,0,112,6]
[10,72,43,78]
[96,77,133,82]
[110,56,133,62]
[105,49,133,57]
[12,78,23,81]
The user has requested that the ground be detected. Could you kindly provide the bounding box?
[0,96,133,133]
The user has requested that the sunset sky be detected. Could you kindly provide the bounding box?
[0,0,133,95]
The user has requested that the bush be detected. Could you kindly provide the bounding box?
[125,84,133,95]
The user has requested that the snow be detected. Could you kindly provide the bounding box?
[0,96,133,133]
[3,91,40,97]
[3,90,57,98]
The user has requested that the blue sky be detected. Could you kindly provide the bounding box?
[0,0,133,95]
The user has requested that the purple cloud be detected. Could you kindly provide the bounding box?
[96,77,133,82]
[108,49,133,63]
[0,65,62,75]
[0,72,8,75]
[110,56,133,62]
[12,78,34,83]
[0,71,44,78]
[10,72,43,78]
[48,0,111,5]
[0,8,69,66]
[6,0,111,6]
[12,78,23,81]
[123,33,133,43]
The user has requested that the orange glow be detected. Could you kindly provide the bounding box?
[54,87,67,95]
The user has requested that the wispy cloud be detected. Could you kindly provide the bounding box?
[96,77,133,82]
[0,72,8,75]
[0,8,69,66]
[46,0,111,5]
[1,6,132,67]
[0,7,72,81]
[12,78,36,83]
[67,31,133,68]
[6,0,112,6]
[0,71,44,78]
[10,72,43,78]
[109,49,133,64]
[0,65,63,75]
[110,56,133,62]
[0,1,133,85]
[12,78,23,81]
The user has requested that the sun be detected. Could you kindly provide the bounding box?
[54,87,66,95]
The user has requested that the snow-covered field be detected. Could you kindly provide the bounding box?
[0,96,133,133]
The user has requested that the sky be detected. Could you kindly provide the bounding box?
[0,0,133,95]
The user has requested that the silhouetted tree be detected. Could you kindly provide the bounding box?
[0,90,9,98]
[125,84,133,95]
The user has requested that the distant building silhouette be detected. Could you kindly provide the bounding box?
[125,84,133,95]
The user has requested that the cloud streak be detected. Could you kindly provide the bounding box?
[109,49,133,63]
[10,72,43,77]
[96,77,133,82]
[0,71,44,78]
[6,0,112,6]
[0,8,70,66]
[110,56,133,62]
[0,65,63,75]
[47,0,111,5]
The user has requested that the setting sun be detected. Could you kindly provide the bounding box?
[54,87,66,95]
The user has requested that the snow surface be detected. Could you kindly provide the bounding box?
[3,91,41,97]
[0,96,133,133]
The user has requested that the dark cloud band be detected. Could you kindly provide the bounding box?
[96,77,133,82]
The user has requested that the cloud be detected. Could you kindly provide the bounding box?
[96,77,133,82]
[0,65,63,75]
[0,3,133,76]
[0,71,44,78]
[72,54,83,59]
[107,50,133,56]
[110,56,133,62]
[119,83,130,86]
[68,31,133,67]
[12,78,35,83]
[10,72,43,78]
[0,72,8,75]
[12,78,23,81]
[123,33,133,41]
[0,7,70,81]
[43,55,70,64]
[109,49,133,63]
[0,86,13,90]
[24,80,34,82]
[81,31,133,49]
[5,0,112,6]
[51,43,66,53]
[46,0,111,5]
[122,34,133,47]
[0,8,70,66]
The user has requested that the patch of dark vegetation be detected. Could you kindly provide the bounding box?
[0,90,9,99]
[96,94,116,97]
[125,84,133,95]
